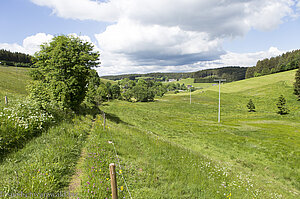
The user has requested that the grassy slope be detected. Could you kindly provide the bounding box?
[0,66,30,97]
[99,69,299,198]
[0,66,93,197]
[100,78,117,85]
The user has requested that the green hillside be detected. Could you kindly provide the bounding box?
[0,66,299,198]
[0,66,30,98]
[207,69,296,93]
[95,69,300,198]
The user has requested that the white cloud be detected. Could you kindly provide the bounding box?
[97,47,285,76]
[0,33,53,55]
[10,1,300,75]
[203,47,283,68]
[297,0,300,9]
[31,0,298,35]
[30,0,120,22]
[95,19,224,66]
[245,0,295,31]
[0,33,96,55]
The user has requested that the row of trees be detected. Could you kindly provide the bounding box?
[0,49,32,67]
[102,72,193,81]
[102,66,247,83]
[115,79,190,102]
[246,50,300,78]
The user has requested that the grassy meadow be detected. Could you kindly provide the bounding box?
[96,69,299,198]
[0,65,299,198]
[0,66,31,105]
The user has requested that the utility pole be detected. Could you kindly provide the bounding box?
[190,87,192,104]
[214,79,226,123]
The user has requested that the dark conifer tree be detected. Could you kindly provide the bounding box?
[247,99,256,112]
[276,95,289,115]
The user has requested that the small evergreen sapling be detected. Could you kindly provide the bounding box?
[276,95,289,115]
[247,99,256,112]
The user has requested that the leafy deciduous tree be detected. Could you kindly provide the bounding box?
[28,35,100,112]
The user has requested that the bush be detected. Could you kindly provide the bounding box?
[246,99,256,112]
[0,99,55,153]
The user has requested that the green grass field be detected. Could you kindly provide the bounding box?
[0,66,299,198]
[0,66,30,97]
[96,69,299,198]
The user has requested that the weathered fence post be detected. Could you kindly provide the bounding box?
[109,163,118,199]
[4,96,8,105]
[103,112,106,130]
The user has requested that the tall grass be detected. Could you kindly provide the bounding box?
[0,116,91,197]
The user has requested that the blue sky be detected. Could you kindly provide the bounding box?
[1,0,300,75]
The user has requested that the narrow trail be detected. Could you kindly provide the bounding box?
[68,119,96,198]
[68,147,87,198]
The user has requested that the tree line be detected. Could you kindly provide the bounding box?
[193,66,247,83]
[102,66,247,83]
[246,49,300,78]
[101,72,193,81]
[86,77,192,105]
[0,49,32,67]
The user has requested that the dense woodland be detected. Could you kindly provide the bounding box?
[193,66,247,83]
[246,49,300,78]
[0,49,32,67]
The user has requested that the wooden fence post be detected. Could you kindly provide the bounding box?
[103,112,106,130]
[109,163,118,199]
[4,96,8,105]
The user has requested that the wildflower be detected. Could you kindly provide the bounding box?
[120,186,124,191]
[227,193,231,199]
[119,170,122,174]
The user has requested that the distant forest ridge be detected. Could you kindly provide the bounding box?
[102,49,300,82]
[0,49,32,67]
[246,49,300,78]
[101,66,248,83]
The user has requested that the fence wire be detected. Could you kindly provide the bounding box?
[103,112,133,199]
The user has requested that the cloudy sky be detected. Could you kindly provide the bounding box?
[1,0,300,76]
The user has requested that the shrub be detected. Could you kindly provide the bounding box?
[246,99,256,112]
[0,99,55,153]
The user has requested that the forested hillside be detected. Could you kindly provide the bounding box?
[101,72,194,81]
[193,66,247,83]
[0,49,32,67]
[246,49,300,78]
